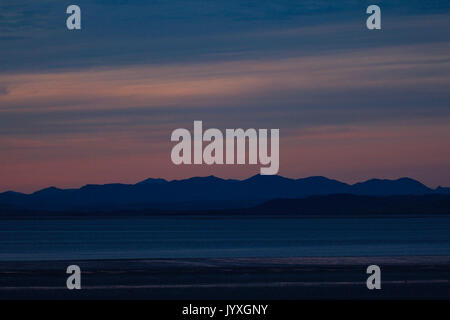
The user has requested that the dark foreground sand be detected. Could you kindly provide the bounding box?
[1,256,449,299]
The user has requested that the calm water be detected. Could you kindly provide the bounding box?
[1,216,450,261]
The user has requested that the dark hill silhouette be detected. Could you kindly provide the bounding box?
[136,178,168,185]
[351,178,431,195]
[249,194,450,215]
[436,186,450,194]
[0,175,448,213]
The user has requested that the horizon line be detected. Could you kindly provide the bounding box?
[2,174,448,196]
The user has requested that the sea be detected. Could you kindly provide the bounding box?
[1,216,449,261]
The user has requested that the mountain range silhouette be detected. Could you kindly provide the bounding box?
[0,175,449,213]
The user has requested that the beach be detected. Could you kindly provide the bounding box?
[1,256,450,299]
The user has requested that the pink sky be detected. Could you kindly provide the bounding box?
[1,44,449,192]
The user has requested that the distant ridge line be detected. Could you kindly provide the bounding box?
[0,175,449,213]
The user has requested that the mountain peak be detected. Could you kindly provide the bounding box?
[246,174,293,182]
[32,186,63,195]
[136,178,168,185]
[352,177,431,195]
[182,175,225,183]
[297,176,340,182]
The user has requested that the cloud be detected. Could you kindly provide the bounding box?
[1,1,449,73]
[0,42,448,132]
[0,85,9,96]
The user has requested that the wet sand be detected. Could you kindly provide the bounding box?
[1,256,449,299]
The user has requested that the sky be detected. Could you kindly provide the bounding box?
[0,0,449,193]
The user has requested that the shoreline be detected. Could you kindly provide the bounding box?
[1,256,449,299]
[1,213,450,220]
[2,255,450,265]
